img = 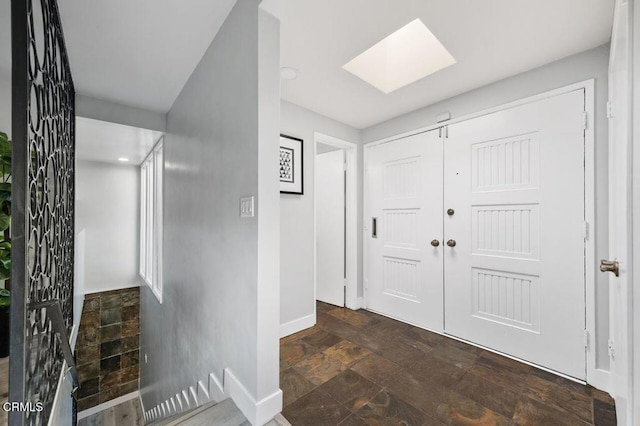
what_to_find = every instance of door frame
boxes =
[314,132,359,310]
[633,0,640,420]
[364,80,603,389]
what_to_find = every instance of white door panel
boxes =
[365,130,444,331]
[444,90,586,379]
[316,149,345,307]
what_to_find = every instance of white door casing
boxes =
[316,149,346,307]
[443,90,587,379]
[365,129,444,331]
[607,0,634,422]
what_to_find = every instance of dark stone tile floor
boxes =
[280,302,617,426]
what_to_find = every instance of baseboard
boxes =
[279,313,315,338]
[588,368,611,394]
[78,391,140,420]
[209,373,225,402]
[224,369,282,426]
[356,297,365,310]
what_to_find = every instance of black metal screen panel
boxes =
[10,0,76,424]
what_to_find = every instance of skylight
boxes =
[342,19,456,94]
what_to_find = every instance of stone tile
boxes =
[356,389,428,426]
[100,308,122,326]
[120,365,139,383]
[523,372,593,423]
[530,367,592,398]
[338,414,367,426]
[122,305,139,322]
[513,397,590,426]
[317,313,362,341]
[468,352,531,394]
[591,388,615,404]
[593,399,616,426]
[77,327,100,347]
[323,341,371,367]
[100,371,121,391]
[301,329,344,351]
[411,354,467,388]
[282,388,351,426]
[293,352,346,386]
[385,369,452,416]
[77,395,99,411]
[316,301,337,313]
[350,353,403,386]
[327,308,374,328]
[375,340,425,368]
[77,377,99,399]
[101,294,123,310]
[80,311,100,330]
[281,326,321,345]
[280,340,318,370]
[318,370,381,412]
[100,355,121,374]
[100,340,122,358]
[454,372,519,419]
[122,350,140,368]
[397,327,443,354]
[121,320,139,337]
[76,345,99,368]
[122,335,139,352]
[429,343,479,370]
[280,368,316,408]
[439,338,484,355]
[83,298,100,313]
[121,290,140,307]
[100,324,122,343]
[78,361,100,382]
[120,379,138,395]
[99,386,120,404]
[436,391,511,426]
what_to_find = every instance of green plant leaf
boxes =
[0,132,7,143]
[0,140,11,158]
[0,265,9,282]
[0,212,10,232]
[0,183,11,193]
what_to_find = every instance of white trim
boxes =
[356,297,365,310]
[366,80,597,148]
[279,313,316,338]
[209,372,226,402]
[633,0,640,422]
[313,132,359,311]
[364,80,605,390]
[224,369,283,426]
[77,391,140,420]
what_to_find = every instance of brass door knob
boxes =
[430,239,440,247]
[446,239,457,247]
[600,259,619,277]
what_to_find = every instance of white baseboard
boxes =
[224,369,282,426]
[588,368,611,394]
[356,297,365,310]
[78,391,140,420]
[279,313,315,338]
[209,372,225,402]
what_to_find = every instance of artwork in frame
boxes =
[280,134,304,194]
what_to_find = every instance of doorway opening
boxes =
[314,133,358,310]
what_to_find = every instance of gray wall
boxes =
[362,44,611,371]
[140,0,281,421]
[0,70,10,138]
[76,160,140,294]
[280,101,361,328]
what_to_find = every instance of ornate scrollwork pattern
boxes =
[24,0,75,423]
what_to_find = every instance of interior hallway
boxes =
[280,302,616,425]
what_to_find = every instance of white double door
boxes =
[365,90,587,379]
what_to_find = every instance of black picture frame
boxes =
[280,134,304,194]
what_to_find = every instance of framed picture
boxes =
[280,134,303,194]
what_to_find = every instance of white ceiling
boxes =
[76,117,163,165]
[57,0,236,114]
[262,0,615,129]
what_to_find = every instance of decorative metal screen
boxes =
[10,0,76,424]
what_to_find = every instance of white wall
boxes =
[0,70,10,138]
[140,1,282,424]
[363,44,611,371]
[280,101,360,331]
[76,160,139,294]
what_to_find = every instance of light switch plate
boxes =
[240,196,254,217]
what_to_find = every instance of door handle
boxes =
[600,259,619,277]
[446,239,456,247]
[430,239,440,247]
[372,217,377,238]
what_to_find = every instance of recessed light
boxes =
[280,67,299,80]
[343,19,456,94]
[118,157,129,162]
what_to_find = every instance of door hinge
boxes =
[582,111,588,130]
[608,339,615,359]
[583,221,589,240]
[584,329,590,349]
[606,101,613,119]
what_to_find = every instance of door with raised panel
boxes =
[365,129,443,331]
[443,90,586,379]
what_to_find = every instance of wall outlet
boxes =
[240,196,254,217]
